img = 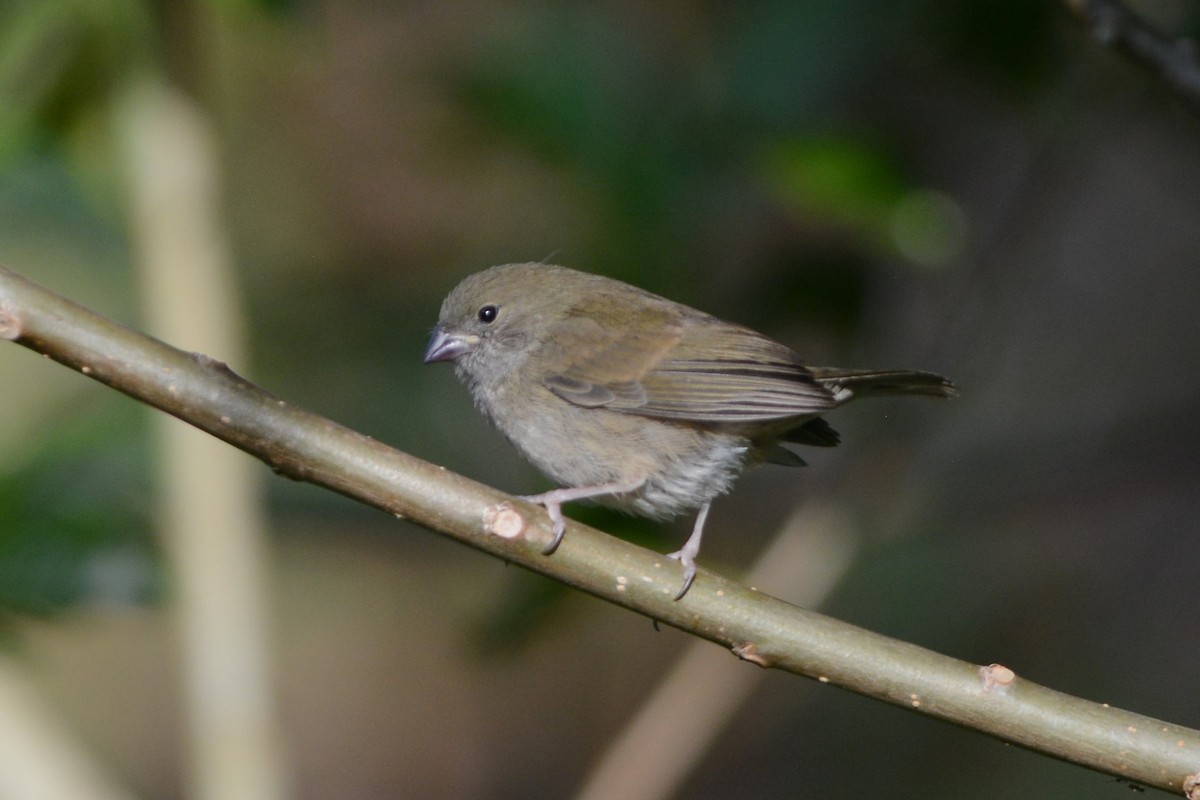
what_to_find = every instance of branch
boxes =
[1,263,1197,796]
[1066,0,1200,110]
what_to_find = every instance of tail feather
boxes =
[809,367,956,400]
[782,417,841,447]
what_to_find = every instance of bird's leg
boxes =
[667,501,711,600]
[521,478,645,554]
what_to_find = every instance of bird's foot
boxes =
[666,501,711,600]
[666,548,697,600]
[520,478,646,555]
[518,491,569,553]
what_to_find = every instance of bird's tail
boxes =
[809,367,956,400]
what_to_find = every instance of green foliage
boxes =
[760,136,906,236]
[918,0,1062,89]
[451,2,1031,306]
[0,0,155,167]
[0,402,159,620]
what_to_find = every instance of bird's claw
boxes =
[542,518,567,554]
[667,549,697,600]
[519,493,567,554]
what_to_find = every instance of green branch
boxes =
[1,263,1197,796]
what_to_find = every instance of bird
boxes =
[424,263,954,598]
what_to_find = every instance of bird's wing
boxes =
[542,308,838,423]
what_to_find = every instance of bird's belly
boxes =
[620,434,748,519]
[487,388,748,519]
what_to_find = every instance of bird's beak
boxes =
[424,327,478,363]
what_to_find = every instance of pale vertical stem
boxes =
[575,504,860,800]
[0,654,139,800]
[117,77,289,800]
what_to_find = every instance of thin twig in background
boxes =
[0,265,1197,796]
[1065,0,1200,111]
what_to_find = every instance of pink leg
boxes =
[667,501,711,600]
[521,478,645,554]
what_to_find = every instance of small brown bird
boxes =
[425,263,954,598]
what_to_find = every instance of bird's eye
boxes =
[477,305,499,324]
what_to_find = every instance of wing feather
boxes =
[542,307,836,423]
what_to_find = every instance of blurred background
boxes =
[0,1,1198,798]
